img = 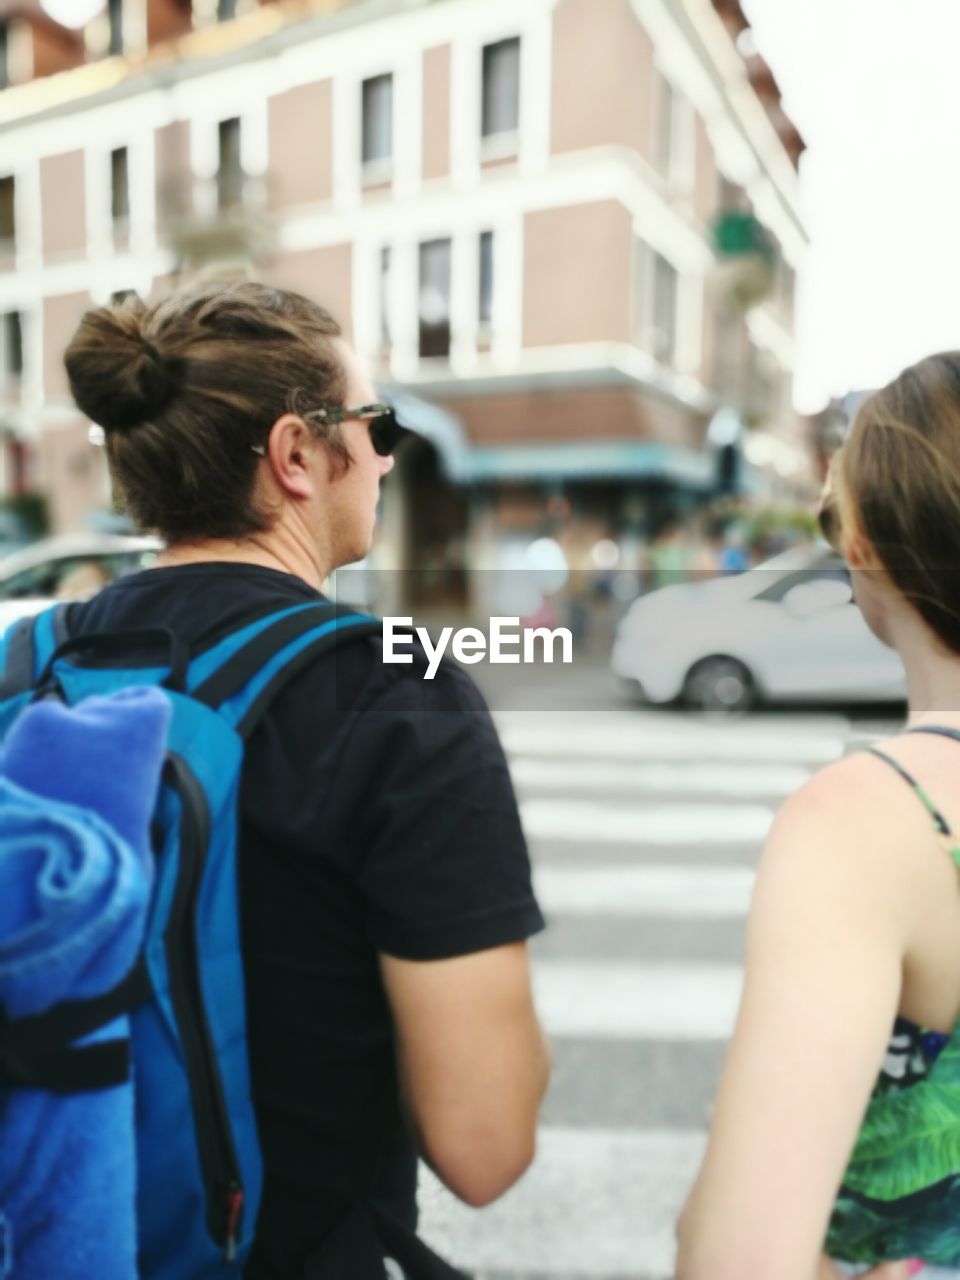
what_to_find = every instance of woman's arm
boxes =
[675,757,918,1280]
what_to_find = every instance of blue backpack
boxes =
[0,599,381,1278]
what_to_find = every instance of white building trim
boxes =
[448,29,480,189]
[449,228,478,371]
[277,149,711,269]
[747,304,796,372]
[13,158,41,276]
[84,143,112,266]
[126,0,149,59]
[386,237,420,381]
[351,231,381,360]
[0,249,174,311]
[491,213,524,366]
[676,268,702,378]
[129,124,157,260]
[520,4,554,175]
[393,50,423,203]
[631,0,806,264]
[402,341,718,415]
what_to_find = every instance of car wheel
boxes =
[683,656,756,714]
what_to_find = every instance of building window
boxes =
[0,176,15,249]
[217,0,238,17]
[1,311,23,385]
[478,231,494,328]
[656,71,676,176]
[650,251,679,367]
[108,0,124,56]
[361,74,393,169]
[481,37,520,139]
[217,117,244,210]
[380,246,392,350]
[419,238,451,359]
[0,23,9,92]
[111,147,130,225]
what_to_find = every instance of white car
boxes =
[611,543,907,712]
[0,532,162,633]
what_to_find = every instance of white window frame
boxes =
[358,206,522,379]
[417,234,453,362]
[4,20,34,87]
[86,0,147,60]
[639,241,681,369]
[450,7,550,188]
[653,61,696,192]
[188,98,268,218]
[85,125,155,264]
[334,52,419,206]
[479,35,521,161]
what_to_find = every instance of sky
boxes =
[741,0,960,412]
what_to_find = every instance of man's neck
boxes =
[153,531,328,591]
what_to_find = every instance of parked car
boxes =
[0,532,162,633]
[611,543,907,712]
[0,510,32,561]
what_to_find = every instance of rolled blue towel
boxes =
[0,688,170,1280]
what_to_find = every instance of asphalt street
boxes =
[418,661,901,1280]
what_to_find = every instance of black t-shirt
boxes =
[68,563,544,1280]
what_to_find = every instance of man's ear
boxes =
[263,414,321,500]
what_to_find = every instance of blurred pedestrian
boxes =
[676,353,960,1280]
[717,525,749,574]
[649,521,692,590]
[58,282,549,1279]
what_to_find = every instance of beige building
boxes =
[0,0,807,595]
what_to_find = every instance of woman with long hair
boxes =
[676,354,960,1280]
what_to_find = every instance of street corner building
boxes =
[0,0,808,613]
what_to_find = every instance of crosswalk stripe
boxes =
[520,798,773,844]
[494,709,853,731]
[500,724,844,763]
[533,864,755,918]
[532,961,743,1040]
[512,758,810,798]
[419,1126,706,1279]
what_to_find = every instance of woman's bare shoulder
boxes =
[759,746,945,934]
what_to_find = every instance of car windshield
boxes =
[0,550,157,600]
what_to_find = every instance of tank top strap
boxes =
[908,725,960,745]
[867,745,960,870]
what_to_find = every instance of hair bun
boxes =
[64,297,180,433]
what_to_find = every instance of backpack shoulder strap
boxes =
[189,602,382,739]
[0,606,71,699]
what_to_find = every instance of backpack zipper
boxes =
[164,752,245,1261]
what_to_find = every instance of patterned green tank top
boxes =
[826,726,960,1268]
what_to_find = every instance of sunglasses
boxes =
[816,478,842,552]
[251,402,407,459]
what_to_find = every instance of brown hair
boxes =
[839,352,960,653]
[64,280,348,543]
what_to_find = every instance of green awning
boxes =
[467,441,716,488]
